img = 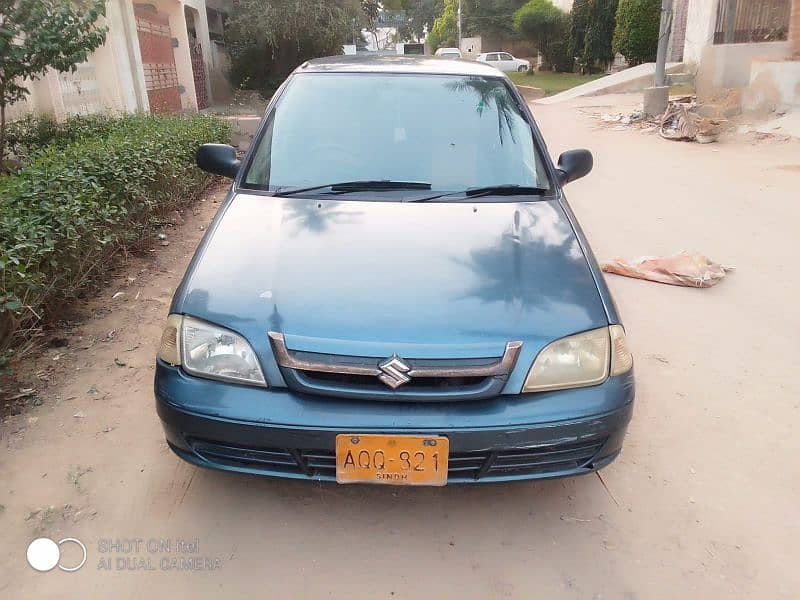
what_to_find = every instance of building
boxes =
[7,0,231,123]
[363,27,398,51]
[673,0,799,107]
[460,36,482,58]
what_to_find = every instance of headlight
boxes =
[523,326,632,392]
[158,315,267,387]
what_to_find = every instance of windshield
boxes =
[242,73,552,195]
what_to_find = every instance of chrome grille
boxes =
[269,332,522,401]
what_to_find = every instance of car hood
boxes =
[175,193,607,364]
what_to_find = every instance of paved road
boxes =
[1,95,798,599]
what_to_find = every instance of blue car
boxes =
[155,55,634,485]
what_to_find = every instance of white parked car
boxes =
[434,47,462,59]
[477,52,530,72]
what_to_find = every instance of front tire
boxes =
[518,65,528,73]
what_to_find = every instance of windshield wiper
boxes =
[407,184,550,203]
[464,184,550,197]
[273,180,431,197]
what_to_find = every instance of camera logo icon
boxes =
[26,537,87,572]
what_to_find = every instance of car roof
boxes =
[297,55,505,78]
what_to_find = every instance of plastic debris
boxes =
[600,111,643,127]
[600,251,733,288]
[660,100,724,143]
[598,96,727,143]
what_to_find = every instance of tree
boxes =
[427,0,458,50]
[389,0,442,42]
[407,0,443,42]
[570,0,618,73]
[361,0,381,49]
[612,0,660,66]
[465,0,528,40]
[225,0,357,92]
[513,0,572,71]
[0,0,107,165]
[426,0,530,50]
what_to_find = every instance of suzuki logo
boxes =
[378,355,411,389]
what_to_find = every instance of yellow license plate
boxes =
[335,434,449,486]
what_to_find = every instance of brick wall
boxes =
[792,0,800,56]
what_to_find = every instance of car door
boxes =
[485,53,499,68]
[497,53,515,72]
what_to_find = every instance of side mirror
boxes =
[196,144,240,179]
[556,149,593,185]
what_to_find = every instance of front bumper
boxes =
[155,361,634,483]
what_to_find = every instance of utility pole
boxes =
[654,0,673,87]
[457,0,462,51]
[644,0,673,116]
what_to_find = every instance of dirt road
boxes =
[2,95,798,599]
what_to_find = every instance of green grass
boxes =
[508,71,606,96]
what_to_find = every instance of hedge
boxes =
[0,113,231,355]
[612,0,660,66]
[4,113,118,166]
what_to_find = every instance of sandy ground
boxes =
[1,94,799,599]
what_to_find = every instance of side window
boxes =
[500,53,513,61]
[486,54,498,62]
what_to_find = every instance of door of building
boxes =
[134,5,182,113]
[190,39,209,110]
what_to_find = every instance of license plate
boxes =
[335,434,449,486]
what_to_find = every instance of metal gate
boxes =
[190,39,209,110]
[135,5,182,113]
[714,0,791,44]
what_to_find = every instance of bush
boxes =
[548,36,574,73]
[5,113,117,166]
[0,113,231,352]
[570,0,619,73]
[427,0,458,51]
[514,0,573,72]
[612,0,660,66]
[224,0,352,96]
